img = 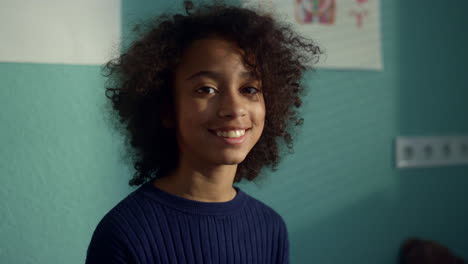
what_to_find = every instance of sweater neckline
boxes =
[138,180,247,216]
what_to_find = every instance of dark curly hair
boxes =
[103,0,321,186]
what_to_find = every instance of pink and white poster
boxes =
[242,0,382,70]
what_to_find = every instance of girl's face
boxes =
[173,37,265,168]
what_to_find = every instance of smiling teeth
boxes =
[216,130,246,138]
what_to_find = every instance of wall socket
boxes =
[395,135,468,168]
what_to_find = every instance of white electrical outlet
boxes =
[395,135,468,168]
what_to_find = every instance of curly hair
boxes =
[103,0,321,186]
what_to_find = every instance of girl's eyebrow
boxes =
[186,70,257,81]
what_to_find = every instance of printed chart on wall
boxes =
[242,0,383,70]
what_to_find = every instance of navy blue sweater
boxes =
[86,181,289,264]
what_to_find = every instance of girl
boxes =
[86,1,320,263]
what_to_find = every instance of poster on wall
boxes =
[0,0,120,65]
[242,0,383,70]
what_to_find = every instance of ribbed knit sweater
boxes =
[86,181,289,264]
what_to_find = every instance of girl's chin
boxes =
[217,158,246,166]
[221,160,244,165]
[210,153,248,165]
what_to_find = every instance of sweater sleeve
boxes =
[85,215,134,264]
[276,217,290,264]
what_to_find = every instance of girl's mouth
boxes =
[209,128,251,145]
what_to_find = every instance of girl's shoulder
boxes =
[243,191,287,225]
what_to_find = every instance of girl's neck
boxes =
[152,163,238,203]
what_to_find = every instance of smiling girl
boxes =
[86,1,320,263]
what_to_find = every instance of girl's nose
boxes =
[217,92,247,119]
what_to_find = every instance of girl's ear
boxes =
[160,105,176,128]
[160,82,177,128]
[161,114,175,128]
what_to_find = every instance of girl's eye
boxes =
[196,86,217,94]
[241,86,260,95]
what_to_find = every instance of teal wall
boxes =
[1,0,467,263]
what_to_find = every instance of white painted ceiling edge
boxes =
[0,0,121,65]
